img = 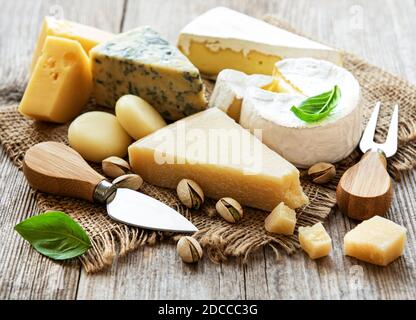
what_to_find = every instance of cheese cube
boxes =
[90,26,207,121]
[129,108,309,211]
[31,16,114,72]
[19,36,92,123]
[209,69,272,122]
[344,216,407,266]
[264,202,297,235]
[299,223,332,259]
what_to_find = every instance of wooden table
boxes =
[1,0,415,300]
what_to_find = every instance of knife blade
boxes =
[22,142,198,233]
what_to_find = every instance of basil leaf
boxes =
[290,85,341,122]
[14,211,91,260]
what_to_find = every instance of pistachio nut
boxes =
[308,162,336,184]
[176,179,204,209]
[113,174,143,190]
[177,236,203,263]
[215,197,243,223]
[102,156,131,178]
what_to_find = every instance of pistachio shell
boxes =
[102,156,131,178]
[308,162,336,184]
[177,236,203,263]
[215,197,243,223]
[176,179,204,209]
[113,174,143,190]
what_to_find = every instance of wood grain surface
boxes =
[0,0,415,300]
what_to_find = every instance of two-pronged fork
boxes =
[336,102,399,220]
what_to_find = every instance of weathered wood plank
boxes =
[0,0,125,299]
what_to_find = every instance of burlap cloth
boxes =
[1,16,415,273]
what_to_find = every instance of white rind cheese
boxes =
[209,69,272,121]
[178,7,343,77]
[240,58,362,167]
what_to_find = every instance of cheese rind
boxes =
[299,223,332,259]
[178,7,343,77]
[31,16,114,72]
[128,108,308,211]
[90,26,207,121]
[209,69,272,122]
[344,216,407,266]
[264,202,297,235]
[240,58,362,167]
[19,36,92,123]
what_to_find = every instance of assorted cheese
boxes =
[31,16,114,73]
[178,7,343,78]
[115,95,167,140]
[19,36,92,123]
[128,108,309,211]
[344,216,407,266]
[264,202,297,235]
[239,58,362,167]
[90,26,207,121]
[68,111,132,162]
[299,223,332,259]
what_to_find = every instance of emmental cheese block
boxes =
[240,58,362,167]
[209,69,272,122]
[19,36,92,123]
[31,16,114,72]
[344,216,407,266]
[90,26,207,121]
[129,108,308,211]
[177,7,343,78]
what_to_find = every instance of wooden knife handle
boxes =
[23,142,106,202]
[336,150,393,220]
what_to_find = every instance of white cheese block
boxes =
[178,7,343,77]
[240,58,362,168]
[208,69,272,121]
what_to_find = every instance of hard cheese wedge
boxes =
[129,108,308,211]
[19,36,92,123]
[178,7,342,78]
[31,16,114,72]
[90,26,207,121]
[344,216,407,266]
[299,223,332,259]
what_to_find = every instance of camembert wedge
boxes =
[178,7,342,78]
[129,108,308,211]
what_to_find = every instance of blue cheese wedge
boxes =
[90,26,207,121]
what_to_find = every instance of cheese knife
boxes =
[336,102,398,220]
[22,141,198,233]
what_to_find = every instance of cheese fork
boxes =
[336,102,398,220]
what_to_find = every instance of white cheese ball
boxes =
[115,95,167,140]
[68,111,132,163]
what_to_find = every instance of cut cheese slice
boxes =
[90,26,207,121]
[31,16,114,72]
[240,58,362,167]
[209,69,273,122]
[129,108,308,211]
[19,36,92,123]
[178,7,343,78]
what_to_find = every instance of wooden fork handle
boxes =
[22,142,106,202]
[336,150,393,220]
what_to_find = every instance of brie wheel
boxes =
[240,58,362,168]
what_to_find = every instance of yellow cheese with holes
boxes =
[129,108,308,211]
[299,223,332,259]
[344,216,407,266]
[178,7,342,78]
[264,202,297,235]
[31,16,114,72]
[19,36,92,123]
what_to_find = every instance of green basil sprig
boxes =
[290,85,341,123]
[15,211,91,260]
